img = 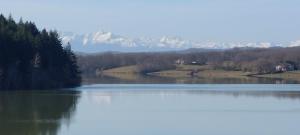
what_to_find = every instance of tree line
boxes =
[0,14,81,90]
[77,52,176,75]
[78,47,300,75]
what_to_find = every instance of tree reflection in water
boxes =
[82,75,300,84]
[0,90,80,135]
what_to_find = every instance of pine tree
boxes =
[0,14,81,90]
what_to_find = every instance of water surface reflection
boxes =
[1,85,300,135]
[0,90,80,135]
[83,75,300,84]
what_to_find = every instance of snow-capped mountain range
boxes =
[60,31,300,53]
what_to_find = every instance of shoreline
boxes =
[98,65,300,82]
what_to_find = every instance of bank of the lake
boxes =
[252,71,300,81]
[98,65,300,83]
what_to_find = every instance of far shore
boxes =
[98,65,300,82]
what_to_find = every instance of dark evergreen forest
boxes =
[0,15,81,90]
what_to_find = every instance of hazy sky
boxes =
[1,0,300,42]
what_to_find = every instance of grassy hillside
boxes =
[150,65,249,79]
[99,64,300,82]
[102,65,139,74]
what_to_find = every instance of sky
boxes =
[1,0,300,42]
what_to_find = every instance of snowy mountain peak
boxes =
[92,31,113,43]
[159,36,187,48]
[60,31,300,53]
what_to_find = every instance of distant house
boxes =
[275,63,295,72]
[175,59,185,65]
[190,60,206,65]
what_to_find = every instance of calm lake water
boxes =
[83,75,300,84]
[1,84,300,135]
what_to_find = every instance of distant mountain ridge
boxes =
[60,31,300,53]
